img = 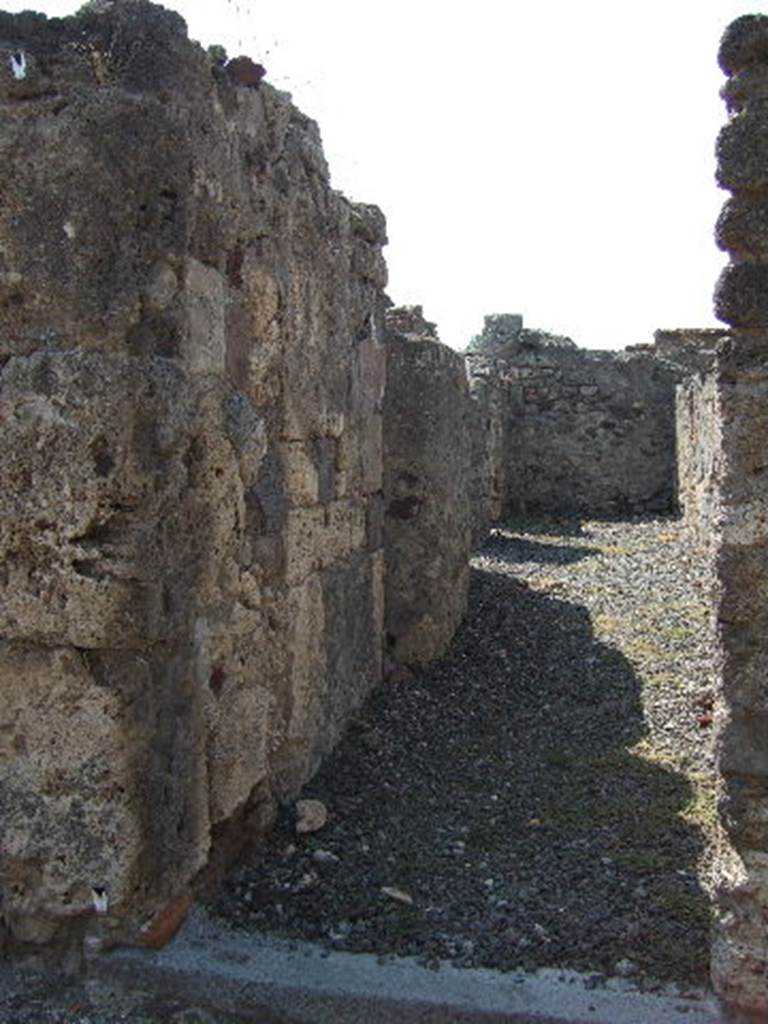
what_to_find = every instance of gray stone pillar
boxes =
[383,307,471,667]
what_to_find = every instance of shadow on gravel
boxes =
[210,532,712,987]
[482,532,600,566]
[498,514,593,539]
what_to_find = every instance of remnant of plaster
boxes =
[9,51,26,80]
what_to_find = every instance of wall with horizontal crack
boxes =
[0,0,390,951]
[383,306,471,668]
[708,14,768,1018]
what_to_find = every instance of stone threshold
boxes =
[88,907,726,1024]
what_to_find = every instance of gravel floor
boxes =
[0,515,722,1021]
[210,515,722,991]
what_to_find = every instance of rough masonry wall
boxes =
[709,16,768,1015]
[383,307,471,665]
[0,0,387,950]
[468,344,683,517]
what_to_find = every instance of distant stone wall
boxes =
[0,0,387,951]
[383,307,471,665]
[467,344,683,517]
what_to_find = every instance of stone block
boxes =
[716,196,768,259]
[719,774,768,849]
[283,500,366,585]
[0,643,141,940]
[719,13,768,75]
[0,352,195,648]
[719,708,768,777]
[715,262,768,329]
[279,442,319,506]
[182,258,227,375]
[269,575,327,797]
[205,675,273,825]
[717,107,768,193]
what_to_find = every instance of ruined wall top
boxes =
[465,312,722,382]
[384,304,439,343]
[1,0,209,101]
[466,313,577,356]
[651,328,724,375]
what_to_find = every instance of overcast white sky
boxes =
[5,1,766,349]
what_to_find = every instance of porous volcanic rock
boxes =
[0,0,387,950]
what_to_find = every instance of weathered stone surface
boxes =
[711,39,768,1015]
[715,262,768,328]
[383,307,471,666]
[719,14,768,76]
[0,0,387,949]
[716,106,768,194]
[716,196,768,260]
[0,353,199,648]
[0,644,141,944]
[707,333,768,1014]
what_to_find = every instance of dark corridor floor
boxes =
[210,515,721,990]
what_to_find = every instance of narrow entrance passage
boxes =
[211,516,719,988]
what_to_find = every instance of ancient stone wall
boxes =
[708,15,768,1016]
[382,306,471,666]
[0,0,387,950]
[467,337,683,517]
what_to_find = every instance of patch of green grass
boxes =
[466,816,525,851]
[666,601,709,623]
[680,772,719,829]
[528,576,565,592]
[568,560,600,573]
[655,889,715,927]
[613,848,680,872]
[644,671,683,690]
[664,625,694,641]
[592,613,624,636]
[543,749,580,770]
[623,637,666,663]
[599,544,634,556]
